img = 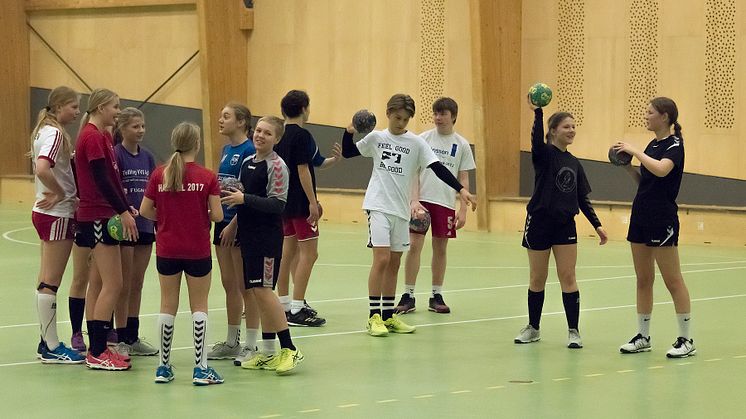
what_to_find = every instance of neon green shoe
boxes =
[367,314,388,337]
[241,352,280,370]
[384,314,416,333]
[275,348,304,375]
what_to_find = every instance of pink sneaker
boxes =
[71,331,87,352]
[85,348,130,371]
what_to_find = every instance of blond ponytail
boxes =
[163,122,201,192]
[29,86,78,159]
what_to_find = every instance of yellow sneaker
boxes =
[275,348,304,375]
[384,314,416,333]
[367,313,388,337]
[241,352,280,370]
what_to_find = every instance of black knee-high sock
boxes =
[562,291,580,330]
[126,317,139,344]
[277,329,296,351]
[69,298,85,334]
[369,296,381,318]
[528,289,545,330]
[90,320,109,357]
[381,296,395,320]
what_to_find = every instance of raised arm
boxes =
[341,126,362,158]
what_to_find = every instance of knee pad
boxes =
[37,282,59,293]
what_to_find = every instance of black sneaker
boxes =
[303,300,318,316]
[428,293,451,313]
[287,307,326,327]
[395,294,416,314]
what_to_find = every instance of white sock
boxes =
[244,327,258,349]
[227,324,240,347]
[278,295,291,312]
[404,285,416,297]
[37,292,59,349]
[676,313,691,339]
[638,313,651,338]
[157,313,175,367]
[193,312,208,369]
[432,285,443,296]
[262,337,276,355]
[290,299,304,315]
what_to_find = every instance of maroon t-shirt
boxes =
[75,123,126,221]
[144,162,220,259]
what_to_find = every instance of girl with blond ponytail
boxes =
[74,88,137,371]
[31,86,86,364]
[140,122,225,385]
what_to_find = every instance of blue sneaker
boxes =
[192,366,224,386]
[36,339,48,359]
[155,365,175,383]
[40,343,85,364]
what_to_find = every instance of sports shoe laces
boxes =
[433,294,445,305]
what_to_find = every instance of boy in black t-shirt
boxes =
[613,97,695,359]
[515,97,608,349]
[274,90,327,327]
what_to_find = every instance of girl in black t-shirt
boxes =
[613,97,695,358]
[515,97,608,349]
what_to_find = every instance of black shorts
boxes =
[213,221,239,246]
[242,251,281,290]
[627,220,679,247]
[521,212,577,251]
[156,257,212,277]
[75,219,121,248]
[120,231,155,247]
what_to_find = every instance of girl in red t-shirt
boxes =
[75,88,137,371]
[140,122,225,385]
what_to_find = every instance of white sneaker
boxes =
[567,329,583,349]
[620,333,652,353]
[514,325,540,344]
[666,337,696,358]
[130,338,158,356]
[111,342,132,360]
[207,341,241,360]
[233,345,258,366]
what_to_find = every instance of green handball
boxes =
[528,83,552,107]
[107,214,125,241]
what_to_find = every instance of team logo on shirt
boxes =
[230,154,241,166]
[555,167,577,193]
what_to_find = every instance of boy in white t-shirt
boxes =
[397,98,476,314]
[341,94,477,337]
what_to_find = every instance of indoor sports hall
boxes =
[1,1,744,418]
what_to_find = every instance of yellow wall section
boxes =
[246,0,476,141]
[28,5,201,108]
[521,0,746,180]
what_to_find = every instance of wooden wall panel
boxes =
[470,0,522,202]
[0,0,31,175]
[245,0,476,141]
[196,0,249,169]
[28,6,201,109]
[522,0,746,181]
[25,0,195,10]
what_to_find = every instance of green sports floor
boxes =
[1,204,745,418]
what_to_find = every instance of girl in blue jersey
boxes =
[206,103,262,364]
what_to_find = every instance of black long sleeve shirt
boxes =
[526,108,601,229]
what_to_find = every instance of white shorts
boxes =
[366,210,410,252]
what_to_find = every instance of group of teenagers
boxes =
[29,85,694,386]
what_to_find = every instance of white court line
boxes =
[2,292,742,368]
[1,265,745,331]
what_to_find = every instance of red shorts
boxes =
[410,201,456,239]
[32,212,76,241]
[282,217,319,241]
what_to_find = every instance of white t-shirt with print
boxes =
[32,125,77,218]
[356,129,439,220]
[417,129,476,210]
